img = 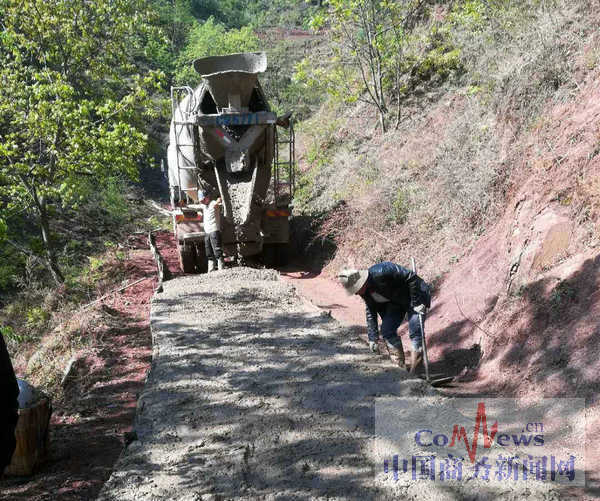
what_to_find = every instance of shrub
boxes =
[293,103,343,214]
[101,177,131,226]
[26,307,51,331]
[263,36,326,119]
[549,280,577,310]
[0,325,24,344]
[390,189,410,225]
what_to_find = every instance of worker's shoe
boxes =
[387,342,406,370]
[217,257,225,271]
[207,260,216,273]
[409,349,423,374]
[368,341,379,354]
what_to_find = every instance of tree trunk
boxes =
[395,83,402,130]
[38,197,64,285]
[148,231,172,292]
[379,110,387,133]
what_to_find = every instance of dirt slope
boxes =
[421,71,600,485]
[290,67,600,492]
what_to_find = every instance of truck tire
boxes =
[194,242,208,274]
[178,244,196,274]
[277,243,289,267]
[262,244,276,268]
[262,243,289,268]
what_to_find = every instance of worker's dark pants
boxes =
[204,231,223,263]
[0,332,18,475]
[0,409,18,474]
[374,304,424,352]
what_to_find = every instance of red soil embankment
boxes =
[284,69,600,492]
[1,230,180,501]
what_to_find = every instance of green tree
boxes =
[243,0,320,28]
[190,0,248,28]
[147,0,196,75]
[0,0,163,284]
[303,0,457,132]
[175,17,260,86]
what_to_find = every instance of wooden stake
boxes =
[148,231,172,293]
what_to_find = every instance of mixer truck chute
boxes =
[168,52,294,272]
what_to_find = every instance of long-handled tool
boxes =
[411,258,454,387]
[411,258,430,382]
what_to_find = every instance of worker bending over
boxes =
[338,262,431,372]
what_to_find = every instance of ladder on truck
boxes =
[273,120,295,206]
[170,86,198,206]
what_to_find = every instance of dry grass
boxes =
[24,309,103,394]
[4,245,148,397]
[294,0,600,283]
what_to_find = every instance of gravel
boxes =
[98,268,562,501]
[225,172,253,225]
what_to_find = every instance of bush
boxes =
[244,0,320,29]
[293,104,343,214]
[101,177,131,226]
[26,307,51,331]
[262,35,326,119]
[390,189,410,225]
[0,325,24,344]
[0,246,25,290]
[191,0,248,28]
[549,280,577,310]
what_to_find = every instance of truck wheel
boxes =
[262,244,276,268]
[262,244,289,268]
[194,243,208,274]
[178,244,196,274]
[277,244,289,267]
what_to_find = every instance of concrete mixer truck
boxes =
[167,52,294,272]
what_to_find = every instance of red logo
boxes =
[449,402,498,463]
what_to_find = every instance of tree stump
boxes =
[4,388,51,476]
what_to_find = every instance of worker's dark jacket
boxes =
[0,333,19,473]
[362,262,431,340]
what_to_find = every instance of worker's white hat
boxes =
[338,269,368,295]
